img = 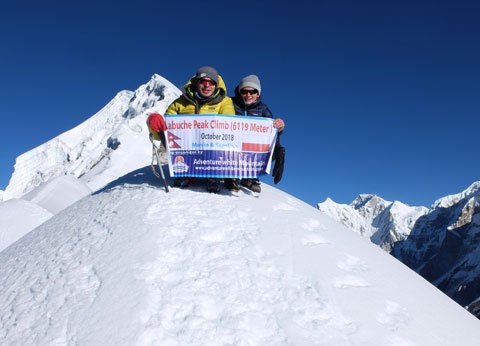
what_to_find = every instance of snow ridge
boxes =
[317,194,427,250]
[3,75,181,201]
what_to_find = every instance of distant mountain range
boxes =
[318,184,480,319]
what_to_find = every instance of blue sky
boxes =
[1,0,479,207]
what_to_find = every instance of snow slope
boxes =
[0,175,92,252]
[1,169,479,345]
[0,198,52,252]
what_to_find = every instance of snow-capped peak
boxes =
[432,181,480,209]
[3,74,181,201]
[318,194,427,251]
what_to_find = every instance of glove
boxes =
[273,118,285,132]
[272,145,285,184]
[147,113,166,132]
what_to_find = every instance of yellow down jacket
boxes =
[165,75,235,115]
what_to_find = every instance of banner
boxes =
[164,114,277,178]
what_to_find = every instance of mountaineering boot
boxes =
[206,178,221,193]
[224,178,239,192]
[240,179,261,193]
[173,177,197,188]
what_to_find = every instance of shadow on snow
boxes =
[92,164,170,195]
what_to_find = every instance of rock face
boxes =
[467,298,480,319]
[392,182,480,311]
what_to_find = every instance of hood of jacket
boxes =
[181,74,229,105]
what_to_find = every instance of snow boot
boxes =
[241,179,261,193]
[206,178,221,193]
[174,177,197,188]
[224,178,240,192]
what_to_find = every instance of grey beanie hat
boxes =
[195,66,219,85]
[238,74,261,95]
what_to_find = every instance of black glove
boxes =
[272,145,285,184]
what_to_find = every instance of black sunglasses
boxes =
[240,89,258,95]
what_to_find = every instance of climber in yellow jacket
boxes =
[147,66,235,192]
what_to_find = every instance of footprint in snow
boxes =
[377,300,411,331]
[272,196,301,211]
[332,275,370,289]
[301,218,328,232]
[300,234,330,246]
[337,254,369,273]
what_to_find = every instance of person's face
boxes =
[240,88,259,105]
[197,78,216,97]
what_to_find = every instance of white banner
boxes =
[164,114,278,178]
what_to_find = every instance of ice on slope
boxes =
[2,91,133,200]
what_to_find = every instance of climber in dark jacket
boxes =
[227,74,286,192]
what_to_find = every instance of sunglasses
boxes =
[198,78,216,87]
[240,89,258,95]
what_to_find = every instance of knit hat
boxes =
[238,74,261,95]
[195,66,219,85]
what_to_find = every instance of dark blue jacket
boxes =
[232,86,285,183]
[232,88,273,118]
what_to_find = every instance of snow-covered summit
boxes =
[1,173,480,345]
[317,197,371,237]
[351,193,389,211]
[3,74,181,201]
[123,73,180,119]
[317,194,427,250]
[432,181,480,209]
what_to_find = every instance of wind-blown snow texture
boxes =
[1,173,480,345]
[1,73,479,345]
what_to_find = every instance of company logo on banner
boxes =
[164,114,277,178]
